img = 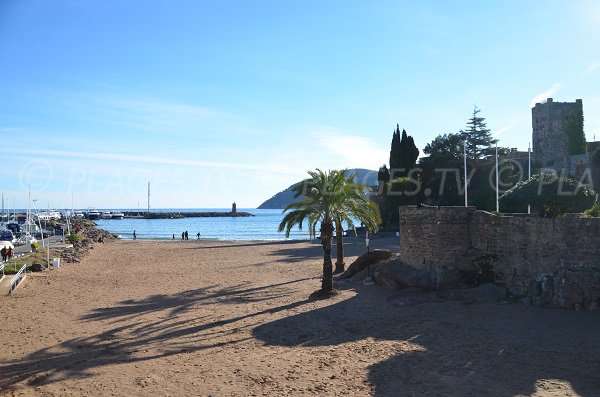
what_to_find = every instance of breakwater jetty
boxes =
[122,211,255,219]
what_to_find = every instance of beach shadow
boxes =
[0,278,316,390]
[252,288,600,396]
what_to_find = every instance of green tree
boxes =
[389,125,402,171]
[500,173,597,217]
[460,106,498,160]
[564,109,586,155]
[389,125,420,177]
[279,169,381,291]
[423,133,464,158]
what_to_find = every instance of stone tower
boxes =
[532,98,583,167]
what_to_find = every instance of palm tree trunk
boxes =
[320,215,334,291]
[334,219,345,274]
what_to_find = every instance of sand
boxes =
[1,238,599,396]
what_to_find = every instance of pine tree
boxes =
[460,106,497,160]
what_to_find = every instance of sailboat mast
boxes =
[147,182,150,213]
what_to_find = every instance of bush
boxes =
[30,242,41,252]
[66,231,82,244]
[500,173,597,217]
[584,203,600,218]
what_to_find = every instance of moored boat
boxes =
[111,211,125,219]
[87,209,101,220]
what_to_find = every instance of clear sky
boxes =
[1,0,599,209]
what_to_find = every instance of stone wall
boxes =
[399,206,474,272]
[399,206,600,302]
[532,98,583,167]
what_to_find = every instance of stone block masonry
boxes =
[399,206,600,308]
[532,98,583,167]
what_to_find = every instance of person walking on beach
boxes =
[184,231,189,240]
[181,232,185,241]
[1,247,6,262]
[133,230,137,240]
[172,234,175,240]
[7,247,13,261]
[196,232,200,240]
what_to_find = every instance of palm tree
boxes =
[279,169,381,292]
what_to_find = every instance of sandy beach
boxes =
[1,238,599,396]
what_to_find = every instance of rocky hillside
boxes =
[258,168,378,209]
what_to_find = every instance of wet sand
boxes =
[1,238,599,396]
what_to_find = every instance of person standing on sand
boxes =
[172,234,175,240]
[196,232,200,240]
[181,232,185,241]
[133,230,136,240]
[185,231,189,240]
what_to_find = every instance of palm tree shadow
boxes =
[0,278,316,391]
[252,288,600,396]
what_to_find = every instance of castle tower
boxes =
[532,98,583,167]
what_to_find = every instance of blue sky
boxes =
[1,0,599,209]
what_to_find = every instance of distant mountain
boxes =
[257,168,379,209]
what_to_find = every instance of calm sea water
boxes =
[93,209,313,241]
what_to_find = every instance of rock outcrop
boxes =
[340,250,392,279]
[526,267,600,310]
[371,255,465,291]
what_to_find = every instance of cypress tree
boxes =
[389,124,402,171]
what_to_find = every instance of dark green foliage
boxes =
[383,176,423,224]
[460,106,498,160]
[382,126,420,225]
[500,173,598,217]
[423,133,464,158]
[564,109,586,155]
[584,203,600,218]
[389,125,402,171]
[377,165,390,183]
[389,125,419,177]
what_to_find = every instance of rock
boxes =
[30,263,44,272]
[340,250,392,279]
[436,283,507,303]
[362,277,375,286]
[372,256,465,291]
[525,267,600,309]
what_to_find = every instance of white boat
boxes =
[87,209,101,220]
[111,211,125,219]
[35,210,62,221]
[101,211,113,219]
[74,211,85,219]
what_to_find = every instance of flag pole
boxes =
[464,143,468,207]
[528,142,531,215]
[495,142,499,212]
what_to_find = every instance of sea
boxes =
[93,208,313,241]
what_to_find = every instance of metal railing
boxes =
[8,264,27,294]
[0,262,4,280]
